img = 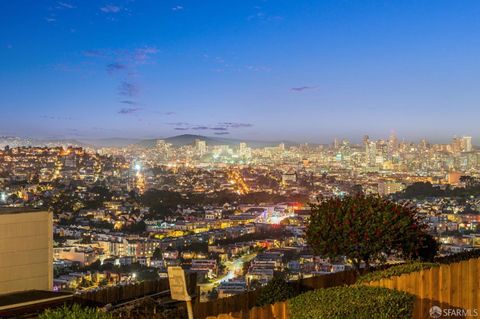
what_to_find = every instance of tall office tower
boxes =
[363,135,370,153]
[333,138,339,150]
[389,131,398,151]
[0,208,53,294]
[367,141,377,166]
[451,137,462,153]
[194,139,207,155]
[278,143,285,151]
[461,136,473,152]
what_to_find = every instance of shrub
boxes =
[288,286,415,319]
[39,304,112,319]
[256,277,296,307]
[356,262,439,284]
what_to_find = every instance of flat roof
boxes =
[0,207,46,215]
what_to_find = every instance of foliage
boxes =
[256,277,296,307]
[415,233,439,262]
[307,195,428,271]
[356,262,439,284]
[398,181,480,199]
[288,286,415,319]
[39,304,112,319]
[434,249,480,264]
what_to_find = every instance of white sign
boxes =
[167,266,190,301]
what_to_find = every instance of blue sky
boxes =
[1,0,480,143]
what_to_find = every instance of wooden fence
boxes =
[203,258,480,319]
[74,272,197,306]
[194,270,358,319]
[364,257,480,319]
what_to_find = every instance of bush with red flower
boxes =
[306,195,436,272]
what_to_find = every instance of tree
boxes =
[413,233,439,262]
[307,195,430,272]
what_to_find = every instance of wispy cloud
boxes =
[41,115,74,120]
[45,17,57,23]
[118,81,139,97]
[83,47,159,65]
[247,6,283,22]
[219,122,253,128]
[120,100,138,105]
[133,46,159,64]
[290,86,318,92]
[210,127,229,131]
[118,107,141,115]
[100,4,121,13]
[57,2,76,9]
[168,122,253,134]
[106,62,127,73]
[245,65,271,72]
[172,5,184,11]
[82,50,106,58]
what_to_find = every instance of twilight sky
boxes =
[1,1,480,143]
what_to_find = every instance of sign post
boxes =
[167,266,194,319]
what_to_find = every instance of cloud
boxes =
[172,5,183,11]
[106,62,127,73]
[40,115,74,120]
[167,122,253,133]
[245,65,271,72]
[219,122,253,128]
[82,50,106,58]
[191,126,209,130]
[118,81,139,97]
[57,2,76,9]
[247,7,283,22]
[120,100,138,105]
[214,132,230,135]
[290,86,318,92]
[210,127,228,131]
[100,4,121,13]
[133,46,159,64]
[118,107,141,114]
[45,17,57,23]
[83,47,159,65]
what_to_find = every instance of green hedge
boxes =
[288,286,414,319]
[39,304,112,319]
[356,262,438,284]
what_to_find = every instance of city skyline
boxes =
[2,1,480,142]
